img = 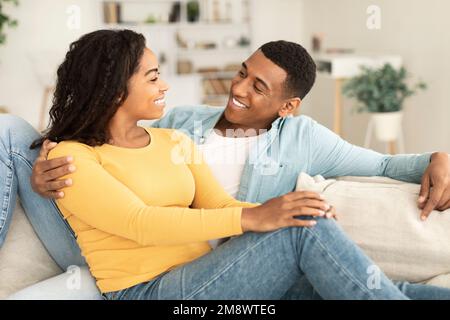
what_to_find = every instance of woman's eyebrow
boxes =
[144,67,159,76]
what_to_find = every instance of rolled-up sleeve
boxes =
[308,119,432,183]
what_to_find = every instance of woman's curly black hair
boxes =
[30,29,146,149]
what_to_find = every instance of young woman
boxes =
[31,29,450,300]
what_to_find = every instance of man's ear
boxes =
[279,98,301,117]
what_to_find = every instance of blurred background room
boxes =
[0,0,448,154]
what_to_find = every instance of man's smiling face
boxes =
[224,50,295,130]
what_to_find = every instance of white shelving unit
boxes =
[99,0,253,106]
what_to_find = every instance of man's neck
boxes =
[213,115,275,137]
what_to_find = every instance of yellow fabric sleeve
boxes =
[48,136,256,247]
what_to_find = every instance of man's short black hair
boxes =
[259,40,316,100]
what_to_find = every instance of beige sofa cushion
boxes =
[0,201,62,299]
[296,173,450,286]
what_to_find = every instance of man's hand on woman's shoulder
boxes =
[30,139,76,199]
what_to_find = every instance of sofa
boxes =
[0,201,100,299]
[1,175,449,299]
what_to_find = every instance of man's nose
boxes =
[233,78,248,97]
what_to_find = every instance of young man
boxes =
[1,41,449,299]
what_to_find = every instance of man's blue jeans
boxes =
[102,217,450,300]
[2,114,450,300]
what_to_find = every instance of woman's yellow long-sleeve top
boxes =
[48,128,256,293]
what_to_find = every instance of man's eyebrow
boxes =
[144,67,159,76]
[242,62,270,91]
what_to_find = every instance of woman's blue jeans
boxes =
[2,114,450,300]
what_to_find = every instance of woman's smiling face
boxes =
[119,48,169,121]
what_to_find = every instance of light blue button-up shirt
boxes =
[152,105,432,203]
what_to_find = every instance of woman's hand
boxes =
[241,191,333,232]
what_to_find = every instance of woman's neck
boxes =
[108,116,150,148]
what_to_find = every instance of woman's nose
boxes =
[160,79,170,92]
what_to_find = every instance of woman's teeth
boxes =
[155,98,165,105]
[232,97,248,109]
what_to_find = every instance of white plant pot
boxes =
[371,111,403,142]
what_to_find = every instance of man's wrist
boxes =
[431,152,450,162]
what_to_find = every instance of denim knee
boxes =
[0,114,41,154]
[291,215,343,243]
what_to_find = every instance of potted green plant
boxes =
[342,63,426,142]
[0,0,19,46]
[186,0,200,23]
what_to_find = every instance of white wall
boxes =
[299,0,450,153]
[0,0,306,129]
[250,0,304,49]
[0,0,99,128]
[2,0,447,154]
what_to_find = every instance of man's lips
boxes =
[230,96,249,109]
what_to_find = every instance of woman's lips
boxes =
[154,97,165,106]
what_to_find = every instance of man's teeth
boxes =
[232,97,248,109]
[155,98,165,105]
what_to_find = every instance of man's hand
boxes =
[326,205,338,220]
[30,139,76,199]
[418,152,450,220]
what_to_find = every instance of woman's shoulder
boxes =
[48,140,97,161]
[148,127,194,144]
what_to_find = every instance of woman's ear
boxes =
[278,98,301,117]
[115,92,125,106]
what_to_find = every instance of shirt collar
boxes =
[198,108,286,144]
